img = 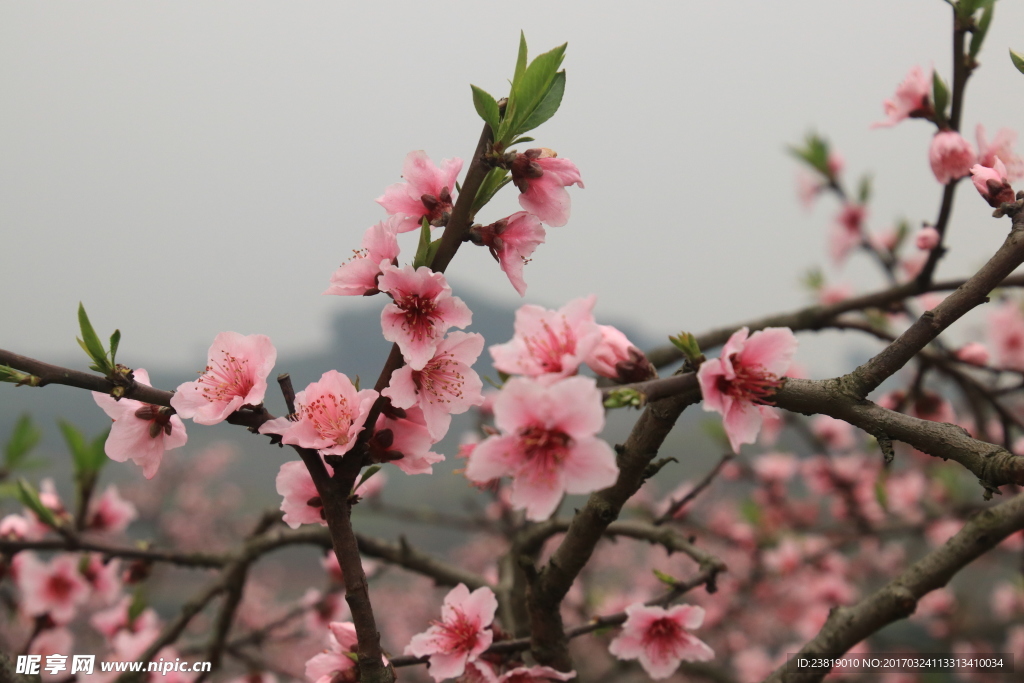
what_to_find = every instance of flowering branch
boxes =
[525,389,699,670]
[846,207,1024,396]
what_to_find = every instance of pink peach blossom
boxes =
[276,460,326,528]
[830,203,867,266]
[405,584,498,682]
[465,376,618,520]
[0,514,30,539]
[795,170,820,210]
[93,369,187,479]
[17,552,90,625]
[511,148,583,227]
[28,627,74,681]
[383,331,485,441]
[586,324,656,383]
[929,131,976,184]
[871,65,932,128]
[976,124,1024,181]
[608,603,714,679]
[811,415,856,452]
[989,300,1024,370]
[86,484,137,535]
[378,265,473,371]
[697,327,798,453]
[490,295,602,382]
[305,622,359,683]
[900,251,928,281]
[81,553,122,606]
[373,407,445,475]
[751,452,798,484]
[915,226,940,250]
[956,342,990,365]
[376,150,463,232]
[818,283,852,305]
[259,370,378,456]
[324,218,402,296]
[171,332,277,425]
[970,159,1016,208]
[471,212,547,296]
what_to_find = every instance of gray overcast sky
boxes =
[3,1,1024,373]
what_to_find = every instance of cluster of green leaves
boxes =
[669,332,704,368]
[471,32,566,151]
[603,388,643,409]
[411,217,442,270]
[77,302,121,377]
[59,420,109,504]
[946,0,996,59]
[1,415,44,482]
[788,132,838,181]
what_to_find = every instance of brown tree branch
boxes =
[762,491,1024,683]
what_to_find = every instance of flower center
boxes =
[432,608,480,653]
[46,573,75,601]
[643,617,685,659]
[517,425,573,479]
[523,320,576,373]
[397,294,441,343]
[198,350,254,403]
[303,394,354,446]
[413,353,464,405]
[716,358,782,405]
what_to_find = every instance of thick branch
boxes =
[526,390,699,671]
[775,378,1024,491]
[762,491,1024,683]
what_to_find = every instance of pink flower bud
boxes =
[970,159,1016,208]
[929,131,976,185]
[956,342,990,366]
[915,226,940,250]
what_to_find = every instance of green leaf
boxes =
[471,85,501,135]
[355,465,382,493]
[77,303,110,372]
[1011,48,1024,75]
[509,136,535,146]
[874,477,889,511]
[739,498,761,525]
[517,70,565,135]
[513,31,528,87]
[932,71,950,119]
[652,569,679,586]
[787,132,831,177]
[801,267,824,292]
[411,217,433,269]
[4,414,41,469]
[857,174,873,205]
[58,420,90,475]
[109,329,121,366]
[128,589,147,623]
[471,167,512,215]
[969,1,994,59]
[89,430,110,473]
[508,44,567,136]
[16,478,59,528]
